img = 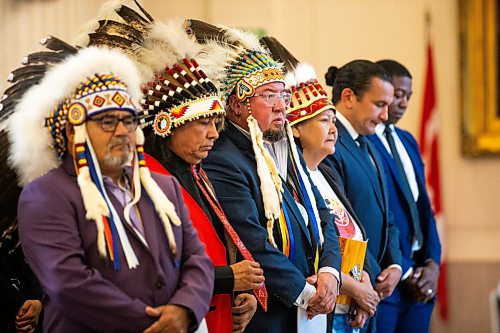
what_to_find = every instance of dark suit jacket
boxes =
[323,121,402,283]
[18,157,214,333]
[368,128,441,275]
[203,122,341,333]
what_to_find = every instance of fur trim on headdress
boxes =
[135,128,181,255]
[291,63,318,87]
[7,47,142,185]
[220,25,265,52]
[247,115,283,248]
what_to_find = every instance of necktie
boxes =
[356,136,377,172]
[384,126,424,248]
[190,165,268,312]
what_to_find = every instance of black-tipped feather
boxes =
[115,5,150,33]
[0,130,22,242]
[184,19,227,44]
[22,51,68,65]
[0,35,75,242]
[87,32,134,50]
[40,35,78,54]
[133,0,154,23]
[260,36,299,73]
[96,20,144,44]
[0,99,18,122]
[8,65,47,83]
[2,77,41,102]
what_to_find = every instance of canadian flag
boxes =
[419,41,448,320]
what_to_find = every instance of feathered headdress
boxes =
[0,36,77,246]
[260,36,334,127]
[185,19,284,104]
[78,1,225,137]
[4,43,181,270]
[185,21,288,248]
[260,36,328,247]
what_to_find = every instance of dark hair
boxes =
[143,126,172,165]
[376,59,412,79]
[325,60,392,104]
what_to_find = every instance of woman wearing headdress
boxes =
[260,36,381,332]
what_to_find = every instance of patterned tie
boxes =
[384,126,424,248]
[190,165,268,312]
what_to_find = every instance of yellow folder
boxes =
[336,236,368,305]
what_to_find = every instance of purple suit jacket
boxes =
[18,157,214,333]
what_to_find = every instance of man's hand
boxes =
[352,271,379,316]
[375,267,401,299]
[232,293,257,333]
[306,272,339,316]
[15,299,42,333]
[231,260,265,291]
[348,305,369,329]
[144,304,191,333]
[407,261,439,302]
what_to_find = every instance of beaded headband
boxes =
[139,57,225,137]
[47,74,136,158]
[183,19,285,104]
[79,3,226,137]
[7,46,181,270]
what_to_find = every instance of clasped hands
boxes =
[305,272,339,319]
[375,266,402,300]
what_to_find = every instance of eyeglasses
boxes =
[88,115,139,132]
[252,92,291,107]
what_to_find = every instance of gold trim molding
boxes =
[460,0,500,156]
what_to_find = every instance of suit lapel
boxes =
[337,123,385,209]
[397,129,425,181]
[396,129,429,202]
[225,122,313,248]
[137,190,161,262]
[368,140,389,213]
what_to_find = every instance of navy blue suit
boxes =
[369,127,441,333]
[323,121,402,283]
[203,122,341,333]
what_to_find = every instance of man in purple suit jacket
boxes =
[8,46,213,333]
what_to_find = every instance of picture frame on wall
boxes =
[460,0,500,156]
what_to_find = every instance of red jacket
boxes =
[145,153,232,333]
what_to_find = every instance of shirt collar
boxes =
[230,120,252,141]
[102,170,130,192]
[336,111,360,140]
[375,123,395,137]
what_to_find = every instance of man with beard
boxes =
[8,46,213,333]
[368,60,441,333]
[188,21,341,333]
